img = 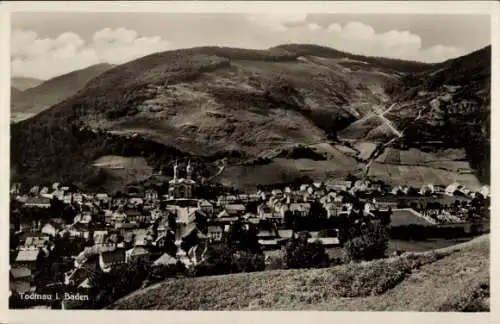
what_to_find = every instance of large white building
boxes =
[168,161,196,200]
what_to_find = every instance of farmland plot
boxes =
[368,162,481,189]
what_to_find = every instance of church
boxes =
[167,160,197,200]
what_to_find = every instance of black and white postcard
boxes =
[1,1,498,323]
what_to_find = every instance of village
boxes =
[9,161,491,309]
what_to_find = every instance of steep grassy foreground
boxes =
[110,235,489,311]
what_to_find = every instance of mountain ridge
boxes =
[10,44,490,191]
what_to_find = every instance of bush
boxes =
[148,262,186,282]
[195,245,266,276]
[344,222,389,261]
[232,251,266,273]
[285,237,330,269]
[266,253,287,270]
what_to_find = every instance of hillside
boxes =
[11,86,23,100]
[340,45,491,186]
[110,234,489,311]
[11,76,43,91]
[11,63,114,122]
[11,45,433,190]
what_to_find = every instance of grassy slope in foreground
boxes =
[110,235,489,311]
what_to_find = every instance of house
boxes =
[324,201,345,218]
[41,222,62,237]
[72,193,84,204]
[198,199,214,215]
[129,197,144,206]
[373,198,398,211]
[480,185,490,198]
[115,222,139,232]
[153,253,178,267]
[74,212,92,224]
[145,189,159,201]
[207,224,224,242]
[288,203,311,217]
[153,230,175,249]
[74,244,116,269]
[174,223,207,246]
[308,236,340,247]
[99,248,126,272]
[180,207,206,224]
[326,179,352,190]
[93,231,108,245]
[125,209,149,223]
[125,246,151,264]
[313,181,323,189]
[224,204,246,217]
[64,267,91,286]
[66,223,90,239]
[95,193,109,203]
[11,183,22,195]
[15,248,42,271]
[24,197,51,209]
[257,228,282,249]
[271,189,283,196]
[24,236,50,249]
[187,244,208,266]
[445,182,462,196]
[257,203,275,219]
[133,229,153,246]
[277,229,294,241]
[10,267,33,294]
[29,185,40,195]
[112,210,128,223]
[150,208,164,221]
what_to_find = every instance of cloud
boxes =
[245,16,466,63]
[246,14,309,32]
[11,28,170,79]
[12,18,469,79]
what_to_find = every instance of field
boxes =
[216,152,361,190]
[110,235,489,311]
[368,162,481,189]
[92,155,154,191]
[375,147,469,171]
[390,209,434,226]
[354,141,378,160]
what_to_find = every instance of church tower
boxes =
[173,160,179,181]
[186,160,193,180]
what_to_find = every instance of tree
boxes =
[284,235,329,269]
[224,218,261,254]
[231,251,265,273]
[344,221,389,261]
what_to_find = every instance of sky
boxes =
[11,12,491,80]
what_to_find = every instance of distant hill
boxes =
[11,76,43,91]
[11,63,114,122]
[10,44,489,191]
[109,235,489,311]
[11,45,428,189]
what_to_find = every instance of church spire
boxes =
[173,159,179,181]
[186,159,193,180]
